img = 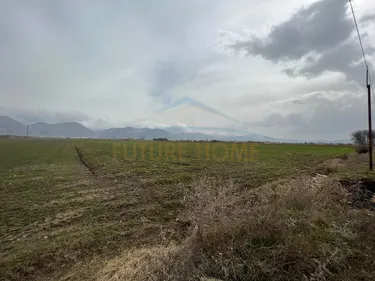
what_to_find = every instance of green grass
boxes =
[75,140,354,185]
[0,138,365,281]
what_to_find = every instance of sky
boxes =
[0,0,375,140]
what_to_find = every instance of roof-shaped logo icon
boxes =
[134,97,252,136]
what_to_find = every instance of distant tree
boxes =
[351,130,375,146]
[153,137,168,141]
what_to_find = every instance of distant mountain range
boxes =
[0,116,351,144]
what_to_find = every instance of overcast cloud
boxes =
[0,0,374,140]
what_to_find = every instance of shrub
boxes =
[97,176,375,281]
[153,138,169,141]
[356,145,369,154]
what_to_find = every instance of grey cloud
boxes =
[149,62,185,102]
[360,13,375,23]
[255,91,368,140]
[0,0,228,111]
[0,107,90,125]
[284,42,375,86]
[2,0,373,141]
[233,0,351,61]
[232,0,375,85]
[148,55,220,104]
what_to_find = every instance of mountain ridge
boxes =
[0,116,351,143]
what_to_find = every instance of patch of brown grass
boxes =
[95,176,375,281]
[316,158,346,175]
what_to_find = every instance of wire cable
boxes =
[348,0,375,102]
[349,0,369,70]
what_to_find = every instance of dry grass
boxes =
[1,139,372,281]
[96,176,375,281]
[316,158,346,175]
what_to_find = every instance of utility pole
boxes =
[367,68,373,170]
[350,0,373,170]
[26,125,29,138]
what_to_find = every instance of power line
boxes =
[349,0,375,99]
[349,0,369,70]
[349,0,374,94]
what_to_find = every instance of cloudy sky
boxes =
[0,0,375,140]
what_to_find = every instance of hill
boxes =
[0,116,27,136]
[28,122,94,138]
[0,116,351,143]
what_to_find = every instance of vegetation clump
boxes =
[97,176,375,281]
[351,129,374,154]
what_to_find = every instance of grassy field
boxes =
[1,138,375,281]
